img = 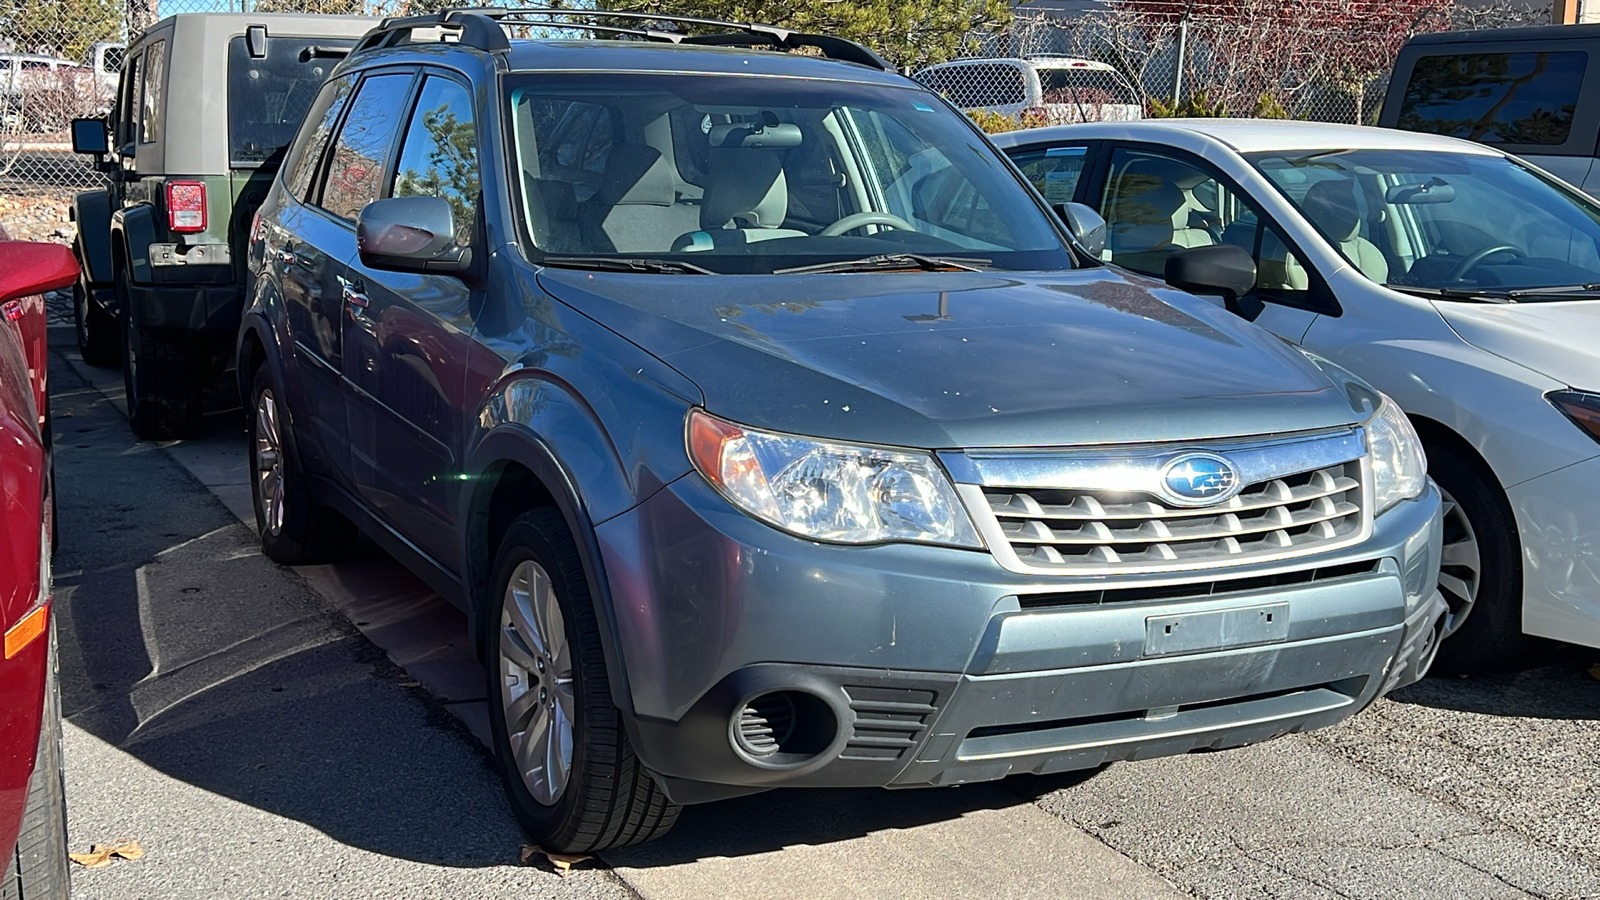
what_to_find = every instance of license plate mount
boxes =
[1144,602,1291,657]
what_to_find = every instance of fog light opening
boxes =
[733,691,837,766]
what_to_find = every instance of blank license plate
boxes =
[1144,603,1290,657]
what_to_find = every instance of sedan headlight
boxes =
[1547,390,1600,444]
[1366,394,1428,515]
[687,410,982,548]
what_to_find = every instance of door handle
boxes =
[338,276,369,317]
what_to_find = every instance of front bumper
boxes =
[596,476,1443,803]
[1509,453,1600,650]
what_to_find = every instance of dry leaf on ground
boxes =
[520,844,591,876]
[69,839,144,868]
[1588,663,1600,681]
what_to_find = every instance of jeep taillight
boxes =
[166,181,206,233]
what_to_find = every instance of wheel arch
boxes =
[465,427,638,721]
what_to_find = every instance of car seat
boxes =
[674,126,807,251]
[578,144,699,253]
[1300,179,1388,283]
[1107,162,1215,273]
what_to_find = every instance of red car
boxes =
[0,236,78,898]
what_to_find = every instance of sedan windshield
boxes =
[506,73,1074,274]
[1247,148,1600,299]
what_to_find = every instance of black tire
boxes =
[485,509,679,853]
[120,280,204,441]
[1,633,69,900]
[1428,443,1540,675]
[72,274,119,368]
[248,363,355,566]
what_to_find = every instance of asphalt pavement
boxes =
[48,333,1600,900]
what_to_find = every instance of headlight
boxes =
[1548,390,1600,445]
[687,410,982,548]
[1366,394,1428,515]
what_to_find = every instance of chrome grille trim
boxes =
[951,429,1371,576]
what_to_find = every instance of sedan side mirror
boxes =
[357,196,472,275]
[1164,244,1264,321]
[1054,202,1106,259]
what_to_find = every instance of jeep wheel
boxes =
[486,509,679,853]
[121,298,203,440]
[249,364,355,565]
[2,632,69,900]
[73,279,119,367]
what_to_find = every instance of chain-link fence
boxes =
[931,0,1552,129]
[0,0,1560,196]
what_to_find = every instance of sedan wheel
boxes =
[498,559,576,806]
[1436,483,1481,638]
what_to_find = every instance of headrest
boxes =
[701,148,789,230]
[1302,179,1361,242]
[1113,178,1186,222]
[599,144,676,207]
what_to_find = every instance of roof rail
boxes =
[353,7,890,71]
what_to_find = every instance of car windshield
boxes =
[505,73,1075,274]
[227,35,355,166]
[1248,147,1600,299]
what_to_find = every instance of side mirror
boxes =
[356,196,472,275]
[1054,202,1106,259]
[0,242,80,303]
[71,117,109,155]
[1164,244,1264,321]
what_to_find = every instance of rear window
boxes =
[227,35,355,166]
[1397,51,1586,146]
[1037,67,1138,106]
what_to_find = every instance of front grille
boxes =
[983,461,1364,574]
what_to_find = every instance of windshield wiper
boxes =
[540,255,715,275]
[774,254,989,275]
[1505,283,1600,300]
[1384,284,1514,304]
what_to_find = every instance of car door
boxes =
[342,72,480,574]
[286,68,415,489]
[1084,143,1336,344]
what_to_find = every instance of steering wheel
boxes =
[820,211,916,237]
[1448,244,1524,282]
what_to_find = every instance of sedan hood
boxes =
[1438,300,1600,388]
[538,267,1361,449]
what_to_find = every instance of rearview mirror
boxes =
[71,118,108,155]
[1054,202,1106,259]
[1164,244,1264,321]
[1385,179,1455,204]
[0,242,79,303]
[356,196,471,275]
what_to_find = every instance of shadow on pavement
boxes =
[49,350,533,869]
[1394,649,1598,720]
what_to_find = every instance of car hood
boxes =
[537,266,1361,449]
[1437,300,1600,388]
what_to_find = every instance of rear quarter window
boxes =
[140,40,165,145]
[1397,51,1586,146]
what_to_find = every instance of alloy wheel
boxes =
[499,560,575,806]
[1436,483,1481,638]
[254,388,285,537]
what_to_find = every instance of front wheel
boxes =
[2,632,69,900]
[485,509,678,853]
[1428,444,1539,674]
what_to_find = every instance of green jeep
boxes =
[71,12,375,439]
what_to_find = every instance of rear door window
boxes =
[284,75,355,204]
[228,35,357,166]
[317,72,414,224]
[1397,51,1586,146]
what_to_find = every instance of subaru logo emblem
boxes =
[1160,452,1243,506]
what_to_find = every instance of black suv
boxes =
[242,9,1444,853]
